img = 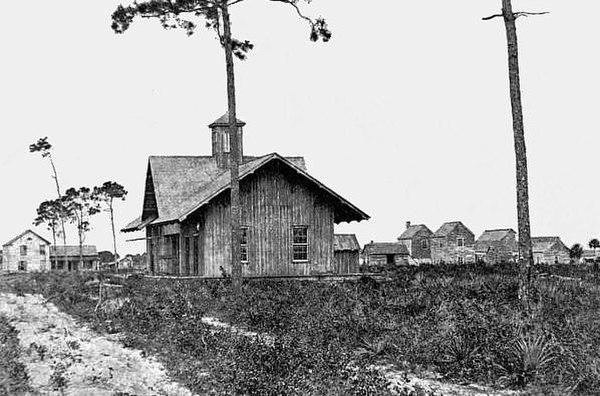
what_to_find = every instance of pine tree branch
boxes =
[483,10,549,21]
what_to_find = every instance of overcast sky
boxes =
[1,1,599,254]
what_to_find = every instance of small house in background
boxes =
[532,237,570,264]
[361,242,411,269]
[582,249,600,264]
[50,245,100,271]
[397,221,433,264]
[475,229,517,264]
[430,221,476,264]
[333,234,360,273]
[122,113,369,277]
[1,230,51,272]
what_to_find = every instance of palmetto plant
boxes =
[442,334,480,364]
[498,333,555,387]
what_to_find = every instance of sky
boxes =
[1,1,599,255]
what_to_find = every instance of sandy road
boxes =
[0,293,196,396]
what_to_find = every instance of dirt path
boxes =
[0,293,196,396]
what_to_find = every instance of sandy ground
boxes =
[0,291,520,396]
[0,293,196,396]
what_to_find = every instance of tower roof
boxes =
[208,111,246,128]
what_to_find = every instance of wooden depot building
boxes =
[122,113,369,277]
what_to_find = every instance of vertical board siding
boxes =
[148,161,337,277]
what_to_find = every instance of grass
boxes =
[0,314,34,395]
[2,263,600,394]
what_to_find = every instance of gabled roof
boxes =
[397,224,433,240]
[3,229,51,247]
[532,236,568,253]
[362,242,409,256]
[334,234,360,251]
[433,221,474,238]
[50,245,99,258]
[123,153,368,231]
[477,229,515,243]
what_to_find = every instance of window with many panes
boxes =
[457,237,465,248]
[18,261,27,271]
[292,226,308,262]
[40,245,46,255]
[20,245,27,256]
[420,239,428,249]
[457,256,464,265]
[240,227,249,263]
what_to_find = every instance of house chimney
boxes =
[209,111,246,169]
[406,221,411,229]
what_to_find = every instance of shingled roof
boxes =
[398,224,433,240]
[477,229,515,243]
[123,153,369,231]
[433,221,474,238]
[334,234,360,251]
[362,242,409,256]
[532,236,568,253]
[50,245,99,258]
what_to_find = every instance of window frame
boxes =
[420,239,428,250]
[292,226,309,262]
[20,245,27,256]
[240,226,249,263]
[457,237,465,248]
[39,245,46,256]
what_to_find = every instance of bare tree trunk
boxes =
[221,2,242,292]
[501,0,534,306]
[49,155,69,269]
[51,224,57,271]
[110,199,119,273]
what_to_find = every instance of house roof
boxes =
[476,229,515,243]
[3,229,51,247]
[50,245,99,258]
[334,234,360,251]
[433,221,473,238]
[531,236,568,253]
[397,224,433,240]
[362,242,409,256]
[123,153,369,232]
[208,111,246,128]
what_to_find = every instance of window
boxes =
[18,261,27,271]
[420,239,428,250]
[223,132,230,153]
[292,226,308,262]
[240,227,249,263]
[457,256,464,265]
[40,245,46,255]
[457,237,465,248]
[20,245,27,256]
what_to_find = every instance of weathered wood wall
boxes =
[430,226,476,264]
[1,231,50,272]
[150,161,336,277]
[334,251,359,274]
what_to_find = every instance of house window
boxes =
[40,245,46,255]
[18,261,27,271]
[240,227,249,263]
[420,239,428,249]
[20,245,27,256]
[223,132,230,153]
[292,226,308,262]
[457,256,464,265]
[457,237,465,248]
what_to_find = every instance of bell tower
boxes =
[209,112,246,169]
